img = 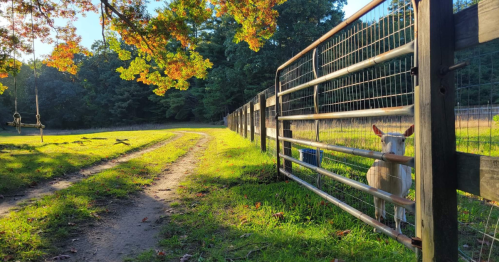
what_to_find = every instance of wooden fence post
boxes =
[244,105,248,139]
[416,0,457,260]
[250,102,254,142]
[237,109,240,134]
[259,93,266,152]
[240,108,243,136]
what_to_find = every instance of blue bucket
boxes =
[299,149,323,166]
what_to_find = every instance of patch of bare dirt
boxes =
[0,134,182,216]
[58,132,209,262]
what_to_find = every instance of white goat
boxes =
[366,124,414,233]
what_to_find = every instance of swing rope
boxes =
[11,0,21,134]
[31,0,43,142]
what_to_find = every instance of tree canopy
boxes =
[0,0,288,94]
[0,0,346,126]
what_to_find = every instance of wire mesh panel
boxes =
[320,0,415,76]
[277,0,417,247]
[453,2,499,259]
[320,56,414,113]
[455,39,499,157]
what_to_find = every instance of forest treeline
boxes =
[0,0,345,129]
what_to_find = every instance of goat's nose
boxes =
[389,151,395,154]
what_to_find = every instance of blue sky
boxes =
[11,0,371,60]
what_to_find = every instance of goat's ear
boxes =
[372,124,384,137]
[404,125,415,137]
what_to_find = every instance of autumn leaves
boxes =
[1,0,288,94]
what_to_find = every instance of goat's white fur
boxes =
[366,124,414,233]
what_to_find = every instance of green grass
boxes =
[0,130,175,193]
[0,132,201,261]
[131,129,415,262]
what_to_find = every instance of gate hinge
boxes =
[411,237,422,249]
[410,67,418,76]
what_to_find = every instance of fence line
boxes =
[227,0,499,260]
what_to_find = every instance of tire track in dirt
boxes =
[0,134,183,216]
[62,132,209,262]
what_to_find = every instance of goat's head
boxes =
[372,124,414,156]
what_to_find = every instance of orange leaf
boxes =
[336,230,351,237]
[272,212,284,219]
[255,202,261,209]
[142,217,148,222]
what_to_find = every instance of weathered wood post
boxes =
[250,101,254,142]
[415,0,457,260]
[236,108,240,136]
[236,109,240,134]
[244,105,248,139]
[259,93,266,152]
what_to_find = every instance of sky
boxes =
[5,0,372,61]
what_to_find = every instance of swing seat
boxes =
[6,122,45,129]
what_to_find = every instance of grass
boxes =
[130,129,415,262]
[0,132,201,261]
[0,130,175,193]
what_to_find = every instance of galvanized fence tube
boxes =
[278,136,415,167]
[312,46,323,189]
[224,0,425,254]
[278,42,415,97]
[275,73,281,179]
[273,0,419,252]
[279,168,416,251]
[279,153,415,212]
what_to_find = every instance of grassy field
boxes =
[1,124,497,261]
[130,129,415,262]
[0,130,175,193]
[0,132,201,261]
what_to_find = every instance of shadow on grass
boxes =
[0,132,176,194]
[0,132,202,261]
[131,168,416,261]
[0,147,90,193]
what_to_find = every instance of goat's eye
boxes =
[381,139,384,143]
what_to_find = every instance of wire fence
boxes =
[453,1,499,259]
[227,0,499,260]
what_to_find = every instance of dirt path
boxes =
[61,132,209,262]
[0,134,182,216]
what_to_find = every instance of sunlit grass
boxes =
[131,129,415,261]
[0,130,175,193]
[0,132,201,261]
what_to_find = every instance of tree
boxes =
[0,0,288,94]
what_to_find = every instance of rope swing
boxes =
[6,0,45,142]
